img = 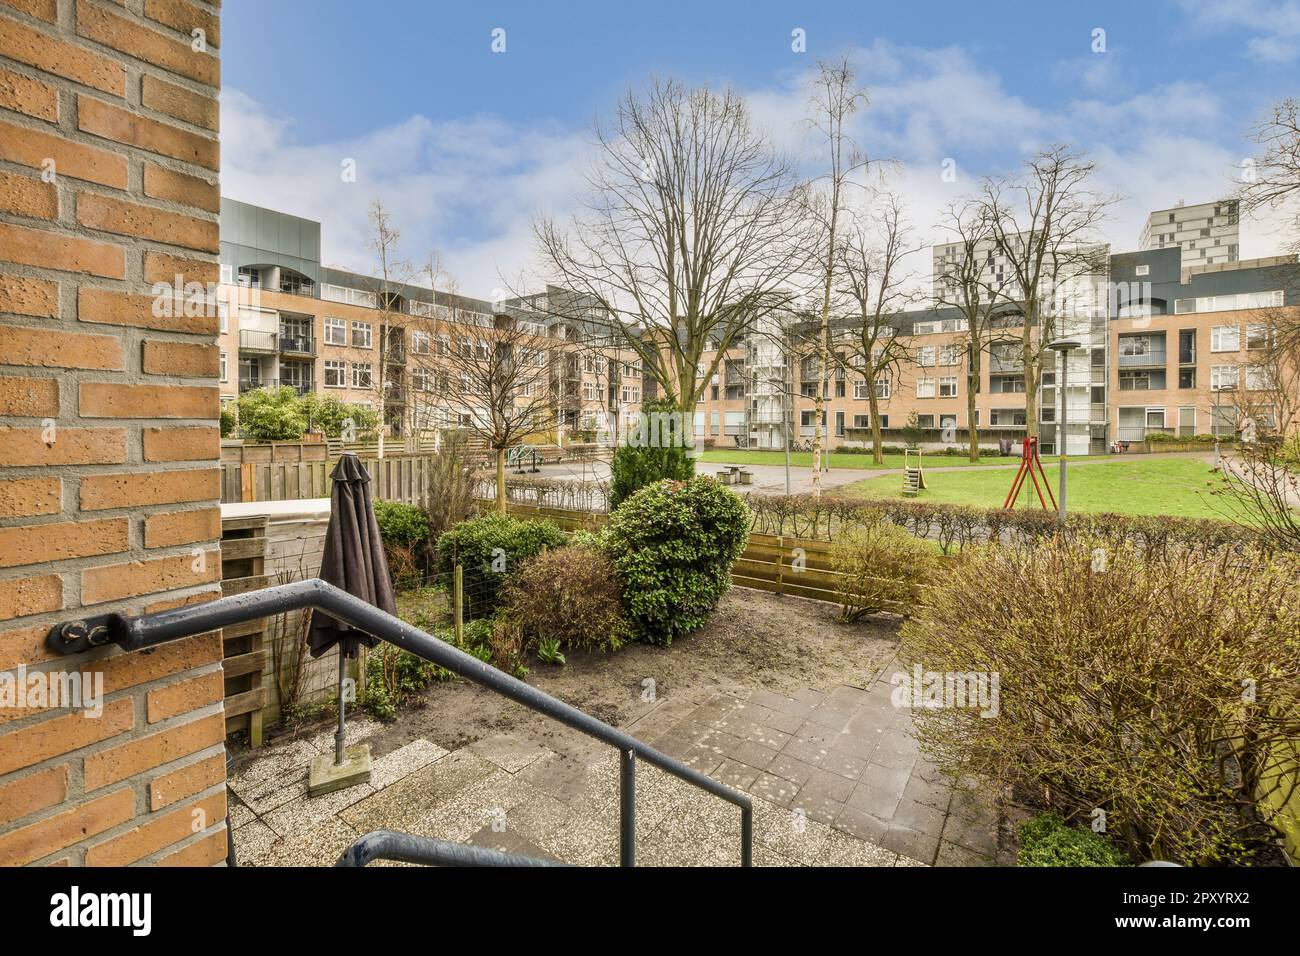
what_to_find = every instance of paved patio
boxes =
[227,659,999,867]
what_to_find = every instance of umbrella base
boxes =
[308,743,372,797]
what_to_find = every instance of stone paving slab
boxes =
[230,663,998,867]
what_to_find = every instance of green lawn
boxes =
[835,456,1226,519]
[698,448,1106,471]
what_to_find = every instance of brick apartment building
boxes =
[0,0,227,866]
[691,245,1300,456]
[217,195,1299,458]
[216,198,645,446]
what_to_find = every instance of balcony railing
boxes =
[238,377,278,393]
[988,355,1024,374]
[284,379,313,396]
[239,329,278,353]
[1116,425,1174,442]
[1117,351,1167,369]
[279,333,316,356]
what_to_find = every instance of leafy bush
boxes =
[374,500,432,590]
[424,430,479,542]
[364,644,448,721]
[830,516,937,621]
[1018,813,1130,867]
[300,392,380,439]
[609,398,695,509]
[236,386,307,441]
[605,477,749,644]
[742,493,1262,559]
[219,405,236,438]
[435,514,565,614]
[902,537,1300,865]
[502,544,629,653]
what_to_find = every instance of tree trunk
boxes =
[495,447,506,514]
[967,347,981,462]
[868,388,883,465]
[1022,321,1039,440]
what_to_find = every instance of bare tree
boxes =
[804,56,870,495]
[932,199,1016,461]
[979,146,1115,439]
[834,194,921,464]
[534,78,811,417]
[405,276,557,513]
[357,200,418,459]
[1239,98,1300,254]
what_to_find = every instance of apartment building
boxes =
[215,200,641,443]
[1140,199,1240,269]
[692,245,1300,455]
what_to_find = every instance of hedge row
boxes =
[742,493,1261,559]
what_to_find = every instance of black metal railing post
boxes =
[619,748,635,867]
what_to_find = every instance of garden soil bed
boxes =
[301,586,900,763]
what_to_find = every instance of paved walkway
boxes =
[227,660,999,867]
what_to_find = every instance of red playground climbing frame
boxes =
[1002,436,1058,511]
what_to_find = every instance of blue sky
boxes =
[220,0,1300,296]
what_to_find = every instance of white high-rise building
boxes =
[1140,199,1239,268]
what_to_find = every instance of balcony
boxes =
[279,333,316,356]
[239,377,279,394]
[1117,350,1167,369]
[988,355,1024,374]
[1117,425,1173,442]
[283,379,313,396]
[385,344,406,365]
[239,329,278,353]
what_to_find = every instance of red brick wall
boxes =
[0,0,225,866]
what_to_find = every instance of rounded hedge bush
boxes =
[435,513,565,614]
[1018,813,1130,867]
[503,544,628,653]
[604,476,750,645]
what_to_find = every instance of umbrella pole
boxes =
[334,649,347,766]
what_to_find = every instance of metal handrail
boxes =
[337,830,567,867]
[47,579,754,867]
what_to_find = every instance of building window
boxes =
[835,411,845,437]
[1245,366,1273,391]
[1119,370,1166,390]
[324,360,346,387]
[437,333,451,356]
[412,368,430,392]
[989,408,1026,427]
[938,345,960,366]
[917,346,936,367]
[219,263,234,285]
[939,376,958,398]
[1210,365,1238,391]
[621,384,641,404]
[852,414,870,428]
[352,362,372,388]
[411,330,431,354]
[351,321,373,349]
[237,265,260,288]
[219,351,227,382]
[1246,324,1272,350]
[990,374,1025,394]
[916,377,935,399]
[323,317,346,346]
[218,302,228,334]
[582,381,598,401]
[1178,367,1196,389]
[1135,264,1149,276]
[876,377,891,400]
[916,414,935,429]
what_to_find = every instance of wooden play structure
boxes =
[1002,436,1057,511]
[902,448,927,497]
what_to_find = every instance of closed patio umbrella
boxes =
[308,452,397,774]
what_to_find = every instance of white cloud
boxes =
[220,36,1290,300]
[1179,0,1300,64]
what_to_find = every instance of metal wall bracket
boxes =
[45,614,129,655]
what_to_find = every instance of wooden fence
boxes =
[222,454,451,505]
[496,501,854,606]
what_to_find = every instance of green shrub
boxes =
[609,398,695,509]
[1018,813,1130,867]
[300,392,380,439]
[364,644,448,721]
[219,405,236,438]
[373,500,431,590]
[902,537,1300,865]
[830,515,937,621]
[236,386,307,441]
[502,544,628,653]
[605,477,750,644]
[435,514,565,614]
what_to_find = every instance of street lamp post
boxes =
[1047,338,1081,527]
